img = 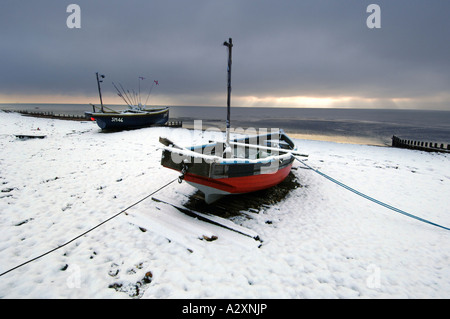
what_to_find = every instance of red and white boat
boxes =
[160,131,302,203]
[159,38,306,203]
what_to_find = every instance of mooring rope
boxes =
[0,178,178,278]
[295,157,450,232]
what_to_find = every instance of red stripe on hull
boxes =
[183,164,293,194]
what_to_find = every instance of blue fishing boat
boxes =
[86,73,169,130]
[86,106,169,130]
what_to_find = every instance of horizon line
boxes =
[1,102,450,112]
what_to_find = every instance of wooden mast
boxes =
[223,38,233,149]
[96,72,105,113]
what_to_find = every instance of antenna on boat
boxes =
[119,83,134,108]
[223,37,233,150]
[144,80,159,108]
[112,82,131,107]
[132,89,138,106]
[96,72,105,112]
[138,76,145,107]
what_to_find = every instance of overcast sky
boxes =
[1,0,450,110]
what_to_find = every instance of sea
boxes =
[1,103,450,146]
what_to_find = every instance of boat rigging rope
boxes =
[0,178,178,278]
[294,157,450,232]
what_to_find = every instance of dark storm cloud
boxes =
[1,0,450,109]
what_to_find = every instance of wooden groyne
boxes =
[13,110,87,121]
[392,135,450,153]
[164,121,183,128]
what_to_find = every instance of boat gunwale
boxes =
[88,107,169,117]
[161,145,294,165]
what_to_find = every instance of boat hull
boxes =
[183,163,293,203]
[85,108,169,130]
[160,131,296,203]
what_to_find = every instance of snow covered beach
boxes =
[0,111,449,299]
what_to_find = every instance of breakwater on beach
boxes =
[392,135,450,153]
[8,109,87,121]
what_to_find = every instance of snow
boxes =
[0,111,449,299]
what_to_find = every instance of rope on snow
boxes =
[294,157,450,232]
[0,178,178,277]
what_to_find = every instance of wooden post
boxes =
[96,72,105,113]
[223,38,233,148]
